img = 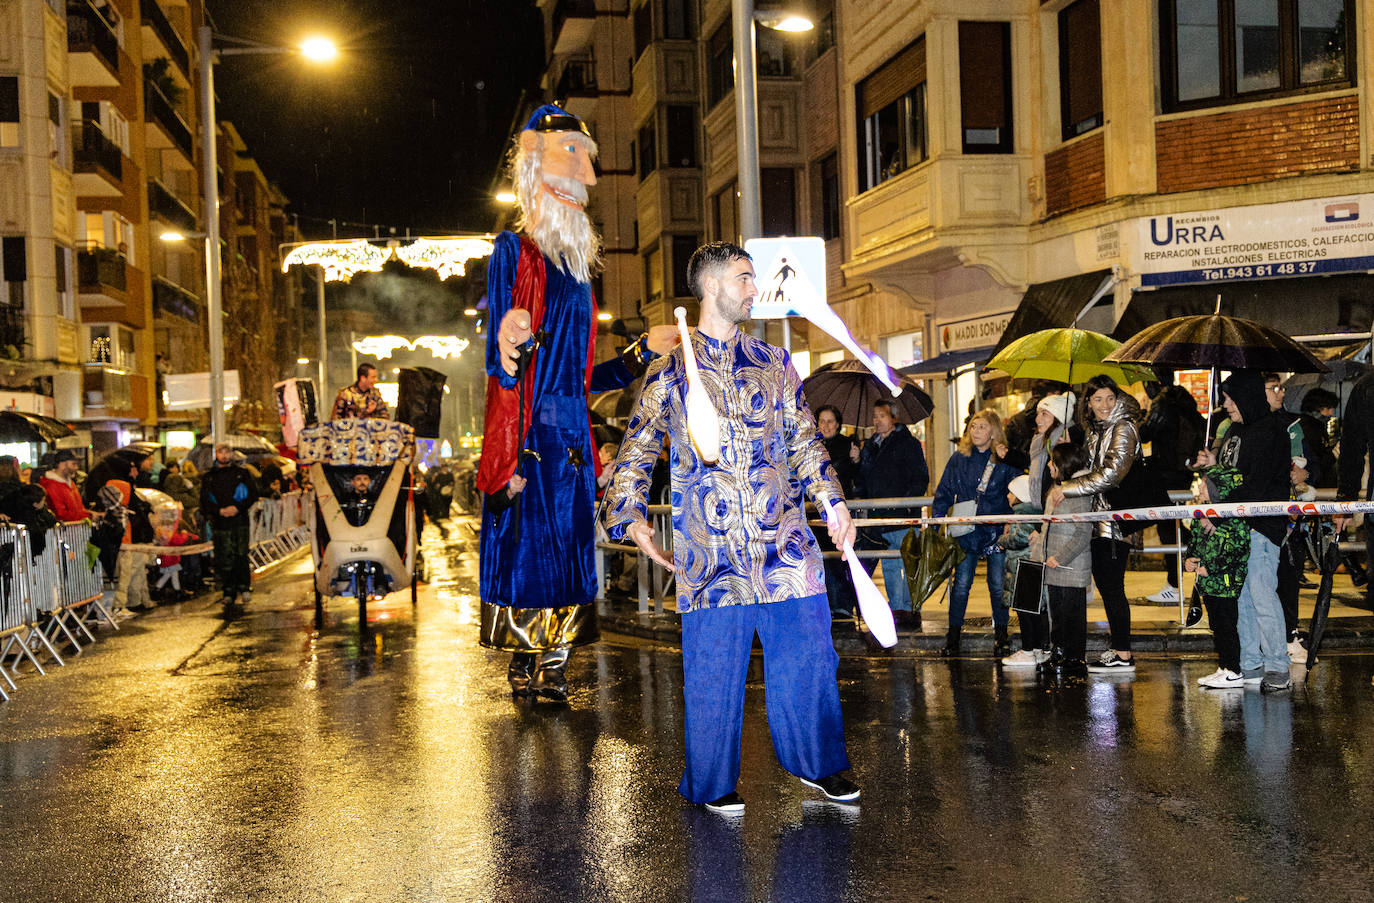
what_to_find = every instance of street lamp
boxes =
[198,29,338,442]
[733,2,813,243]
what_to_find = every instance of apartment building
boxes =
[589,0,1368,473]
[1,0,307,456]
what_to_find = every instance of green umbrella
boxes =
[986,327,1156,385]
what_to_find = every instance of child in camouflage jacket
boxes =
[1185,465,1250,688]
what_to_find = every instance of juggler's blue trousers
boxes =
[678,592,851,804]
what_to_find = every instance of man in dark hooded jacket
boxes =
[1196,371,1293,693]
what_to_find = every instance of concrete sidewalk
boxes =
[600,561,1374,656]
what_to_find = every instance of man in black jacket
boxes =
[1196,371,1293,692]
[200,444,260,605]
[1334,370,1374,606]
[857,399,929,624]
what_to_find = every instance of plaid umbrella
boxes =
[986,327,1156,385]
[1104,313,1328,373]
[802,360,934,429]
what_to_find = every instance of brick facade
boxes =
[1044,132,1106,218]
[1156,94,1360,195]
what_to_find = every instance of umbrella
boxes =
[186,433,279,472]
[985,327,1156,385]
[0,410,76,446]
[1303,523,1342,677]
[1104,313,1329,373]
[110,441,162,462]
[802,360,934,429]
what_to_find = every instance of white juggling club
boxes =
[674,306,720,465]
[826,498,897,648]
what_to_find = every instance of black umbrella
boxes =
[1104,313,1329,373]
[110,441,162,462]
[0,410,75,445]
[802,360,934,429]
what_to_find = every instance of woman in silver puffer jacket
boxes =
[1051,375,1142,673]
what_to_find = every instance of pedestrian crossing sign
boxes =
[746,237,826,320]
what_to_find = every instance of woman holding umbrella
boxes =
[1051,375,1143,672]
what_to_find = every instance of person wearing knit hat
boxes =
[1028,392,1076,507]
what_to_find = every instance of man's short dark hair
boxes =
[358,362,377,380]
[687,241,751,300]
[872,398,900,421]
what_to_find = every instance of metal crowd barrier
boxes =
[0,523,86,697]
[593,489,1365,618]
[247,490,312,570]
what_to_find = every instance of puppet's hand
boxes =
[646,325,680,356]
[498,310,534,376]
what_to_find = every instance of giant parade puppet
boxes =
[475,104,676,701]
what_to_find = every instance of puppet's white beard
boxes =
[529,176,602,285]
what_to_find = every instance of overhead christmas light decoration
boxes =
[394,237,495,280]
[351,335,471,360]
[282,240,390,282]
[282,235,495,283]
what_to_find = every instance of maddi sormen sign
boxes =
[1128,193,1374,287]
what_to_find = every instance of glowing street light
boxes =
[494,190,517,205]
[299,36,339,62]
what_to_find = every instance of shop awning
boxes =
[991,269,1115,356]
[1117,274,1373,342]
[898,347,994,379]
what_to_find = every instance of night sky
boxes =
[207,0,544,239]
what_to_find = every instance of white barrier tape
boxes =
[121,542,214,556]
[845,498,1374,529]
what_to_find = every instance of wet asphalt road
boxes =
[3,517,1374,903]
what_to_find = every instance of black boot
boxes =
[993,625,1011,658]
[508,652,536,698]
[531,648,570,702]
[939,626,961,657]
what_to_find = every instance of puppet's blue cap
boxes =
[523,103,591,136]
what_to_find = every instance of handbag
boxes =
[948,457,997,538]
[901,526,966,610]
[1011,559,1047,615]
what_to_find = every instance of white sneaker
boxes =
[1287,640,1308,665]
[1198,668,1245,689]
[1001,649,1039,668]
[1088,650,1136,672]
[1147,585,1180,603]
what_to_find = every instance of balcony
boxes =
[144,82,194,163]
[556,57,597,99]
[844,156,1031,288]
[67,1,121,87]
[72,122,124,197]
[77,247,147,328]
[141,1,190,79]
[153,277,199,324]
[552,0,596,55]
[82,367,136,419]
[148,179,197,234]
[0,305,26,358]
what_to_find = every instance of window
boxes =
[882,331,923,370]
[712,182,738,243]
[1059,0,1103,140]
[670,235,699,298]
[756,26,794,77]
[959,21,1013,153]
[644,244,664,303]
[857,39,928,192]
[1,77,19,148]
[707,20,733,108]
[49,92,68,167]
[806,3,836,65]
[637,120,657,179]
[1160,0,1354,111]
[761,168,796,236]
[666,105,697,167]
[633,2,652,60]
[2,237,26,307]
[818,153,840,241]
[662,0,693,40]
[56,245,74,319]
